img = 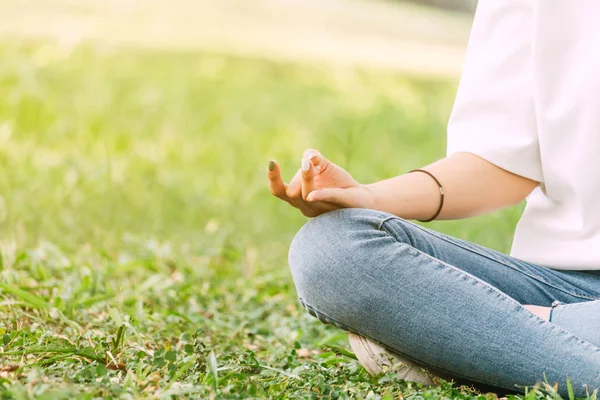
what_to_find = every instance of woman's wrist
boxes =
[361,183,380,211]
[364,174,442,221]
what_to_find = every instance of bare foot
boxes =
[523,304,551,321]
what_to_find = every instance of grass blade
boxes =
[208,350,218,391]
[3,346,105,363]
[567,377,575,400]
[0,282,50,310]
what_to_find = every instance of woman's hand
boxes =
[267,149,376,217]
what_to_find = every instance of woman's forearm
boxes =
[365,152,540,221]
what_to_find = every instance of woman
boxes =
[266,1,600,397]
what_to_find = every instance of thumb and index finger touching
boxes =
[301,149,323,200]
[300,149,352,206]
[300,149,345,204]
[302,148,329,172]
[268,148,335,203]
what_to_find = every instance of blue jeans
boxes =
[288,208,600,397]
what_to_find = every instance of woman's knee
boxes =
[289,208,379,268]
[287,208,393,314]
[289,211,343,295]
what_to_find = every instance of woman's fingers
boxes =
[301,157,317,200]
[286,169,303,200]
[306,187,353,207]
[303,148,328,173]
[267,160,290,202]
[300,148,327,201]
[268,150,348,217]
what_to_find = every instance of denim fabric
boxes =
[550,300,600,347]
[288,208,600,397]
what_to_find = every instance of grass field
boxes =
[0,38,577,399]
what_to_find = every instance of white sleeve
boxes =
[447,0,544,182]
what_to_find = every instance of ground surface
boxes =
[0,1,589,399]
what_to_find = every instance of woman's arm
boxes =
[269,3,544,221]
[366,152,540,221]
[267,150,540,221]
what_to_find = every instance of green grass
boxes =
[0,40,582,399]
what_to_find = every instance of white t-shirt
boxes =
[447,0,600,270]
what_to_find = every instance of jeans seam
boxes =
[377,216,394,231]
[379,216,600,302]
[549,304,556,323]
[297,297,522,392]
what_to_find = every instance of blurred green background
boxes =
[0,1,528,398]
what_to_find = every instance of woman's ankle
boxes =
[523,304,551,321]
